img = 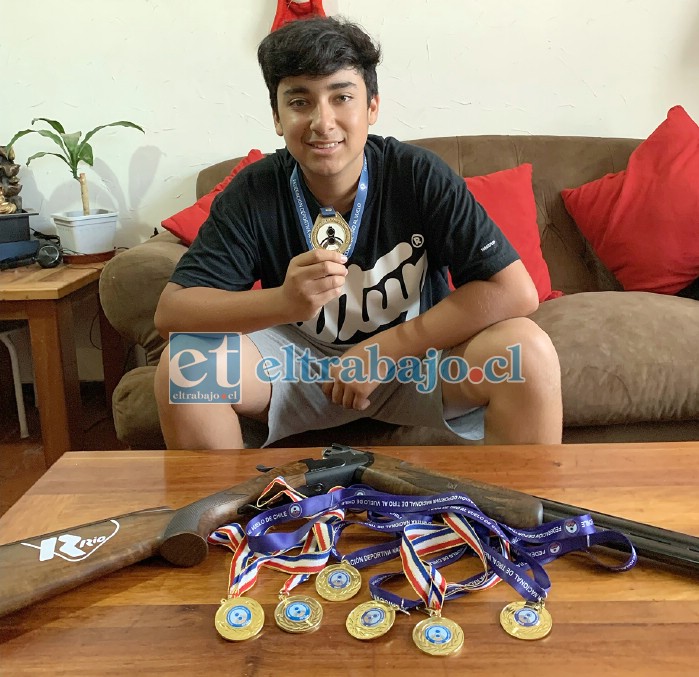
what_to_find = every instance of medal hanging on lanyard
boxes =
[211,524,266,641]
[400,521,465,656]
[272,510,336,634]
[495,514,637,640]
[273,532,327,634]
[314,521,362,602]
[442,510,553,642]
[345,519,471,644]
[290,155,369,256]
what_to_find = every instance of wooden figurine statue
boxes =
[0,187,17,214]
[0,145,22,211]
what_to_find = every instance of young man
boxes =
[154,16,562,450]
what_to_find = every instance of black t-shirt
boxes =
[171,135,519,346]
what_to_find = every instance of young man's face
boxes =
[273,68,379,190]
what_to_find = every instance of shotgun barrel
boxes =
[541,498,699,571]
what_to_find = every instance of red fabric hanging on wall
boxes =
[271,0,326,32]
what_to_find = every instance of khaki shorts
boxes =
[240,324,484,448]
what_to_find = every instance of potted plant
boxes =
[7,117,144,256]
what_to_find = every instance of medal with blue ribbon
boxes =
[290,155,369,256]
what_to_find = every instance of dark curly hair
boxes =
[257,16,381,115]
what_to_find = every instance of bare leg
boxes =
[441,317,562,445]
[154,335,271,449]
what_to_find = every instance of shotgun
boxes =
[1,444,697,618]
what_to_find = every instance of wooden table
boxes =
[0,443,697,676]
[0,261,125,466]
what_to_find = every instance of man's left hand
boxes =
[321,342,387,411]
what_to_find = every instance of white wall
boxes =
[2,0,699,379]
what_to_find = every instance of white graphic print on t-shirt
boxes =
[299,241,427,344]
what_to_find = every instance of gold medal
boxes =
[214,597,265,641]
[346,600,396,640]
[412,614,464,656]
[500,601,553,640]
[315,561,362,601]
[274,594,323,633]
[310,214,351,253]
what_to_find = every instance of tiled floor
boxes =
[0,382,124,518]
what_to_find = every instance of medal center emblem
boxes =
[310,214,352,254]
[286,601,311,622]
[514,607,540,627]
[329,571,351,589]
[361,607,385,627]
[227,604,252,628]
[424,623,452,645]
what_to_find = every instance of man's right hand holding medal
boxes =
[280,249,348,321]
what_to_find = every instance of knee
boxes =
[471,317,560,386]
[501,318,558,376]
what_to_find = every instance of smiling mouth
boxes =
[307,141,343,149]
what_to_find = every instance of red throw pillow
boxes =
[464,164,560,302]
[561,105,699,295]
[162,149,265,246]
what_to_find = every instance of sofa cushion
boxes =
[161,149,264,246]
[112,366,166,448]
[100,232,187,365]
[531,291,699,426]
[465,164,560,302]
[561,106,699,295]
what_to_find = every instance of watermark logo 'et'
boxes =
[169,332,242,404]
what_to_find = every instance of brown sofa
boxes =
[100,135,699,448]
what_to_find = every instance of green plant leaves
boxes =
[74,121,144,179]
[78,142,94,167]
[79,120,144,150]
[31,118,66,134]
[60,131,82,177]
[7,118,144,182]
[7,128,66,155]
[26,151,71,169]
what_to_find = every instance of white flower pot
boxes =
[52,209,117,255]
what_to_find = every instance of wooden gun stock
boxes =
[0,461,311,618]
[359,451,544,528]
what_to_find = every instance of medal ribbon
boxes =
[290,154,369,257]
[209,477,345,598]
[502,522,638,572]
[398,512,521,613]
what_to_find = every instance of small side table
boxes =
[0,261,126,466]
